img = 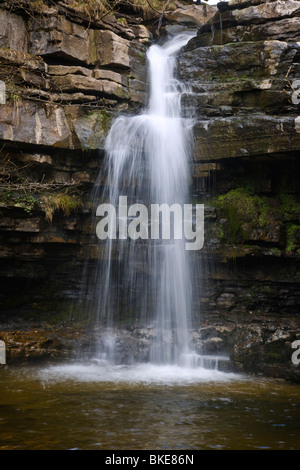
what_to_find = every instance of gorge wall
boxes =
[0,0,299,382]
[180,0,300,381]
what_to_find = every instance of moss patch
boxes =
[213,187,271,242]
[286,224,300,254]
[279,193,300,222]
[0,189,39,215]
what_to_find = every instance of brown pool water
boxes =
[0,362,299,450]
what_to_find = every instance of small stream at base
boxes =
[1,364,299,450]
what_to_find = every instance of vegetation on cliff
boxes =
[3,0,194,22]
[210,188,300,255]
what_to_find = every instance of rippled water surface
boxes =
[0,363,299,450]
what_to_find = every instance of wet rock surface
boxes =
[1,319,299,383]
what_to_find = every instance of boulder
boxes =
[29,15,91,63]
[94,30,131,68]
[165,4,216,26]
[0,101,73,148]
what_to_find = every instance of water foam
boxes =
[39,361,241,386]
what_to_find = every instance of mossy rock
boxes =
[73,109,113,150]
[40,192,83,223]
[213,187,272,243]
[286,224,300,254]
[279,194,300,222]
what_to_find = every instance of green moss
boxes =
[213,188,271,242]
[117,17,128,25]
[0,189,38,214]
[279,193,300,221]
[286,224,300,253]
[99,110,112,134]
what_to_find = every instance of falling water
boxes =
[90,32,206,366]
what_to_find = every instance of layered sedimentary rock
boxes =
[178,0,300,380]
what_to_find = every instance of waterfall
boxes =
[90,33,199,366]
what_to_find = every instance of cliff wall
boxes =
[179,0,300,380]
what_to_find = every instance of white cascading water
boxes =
[39,34,237,385]
[90,33,211,368]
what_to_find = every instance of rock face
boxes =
[177,0,300,381]
[0,6,148,149]
[0,1,151,362]
[0,0,299,382]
